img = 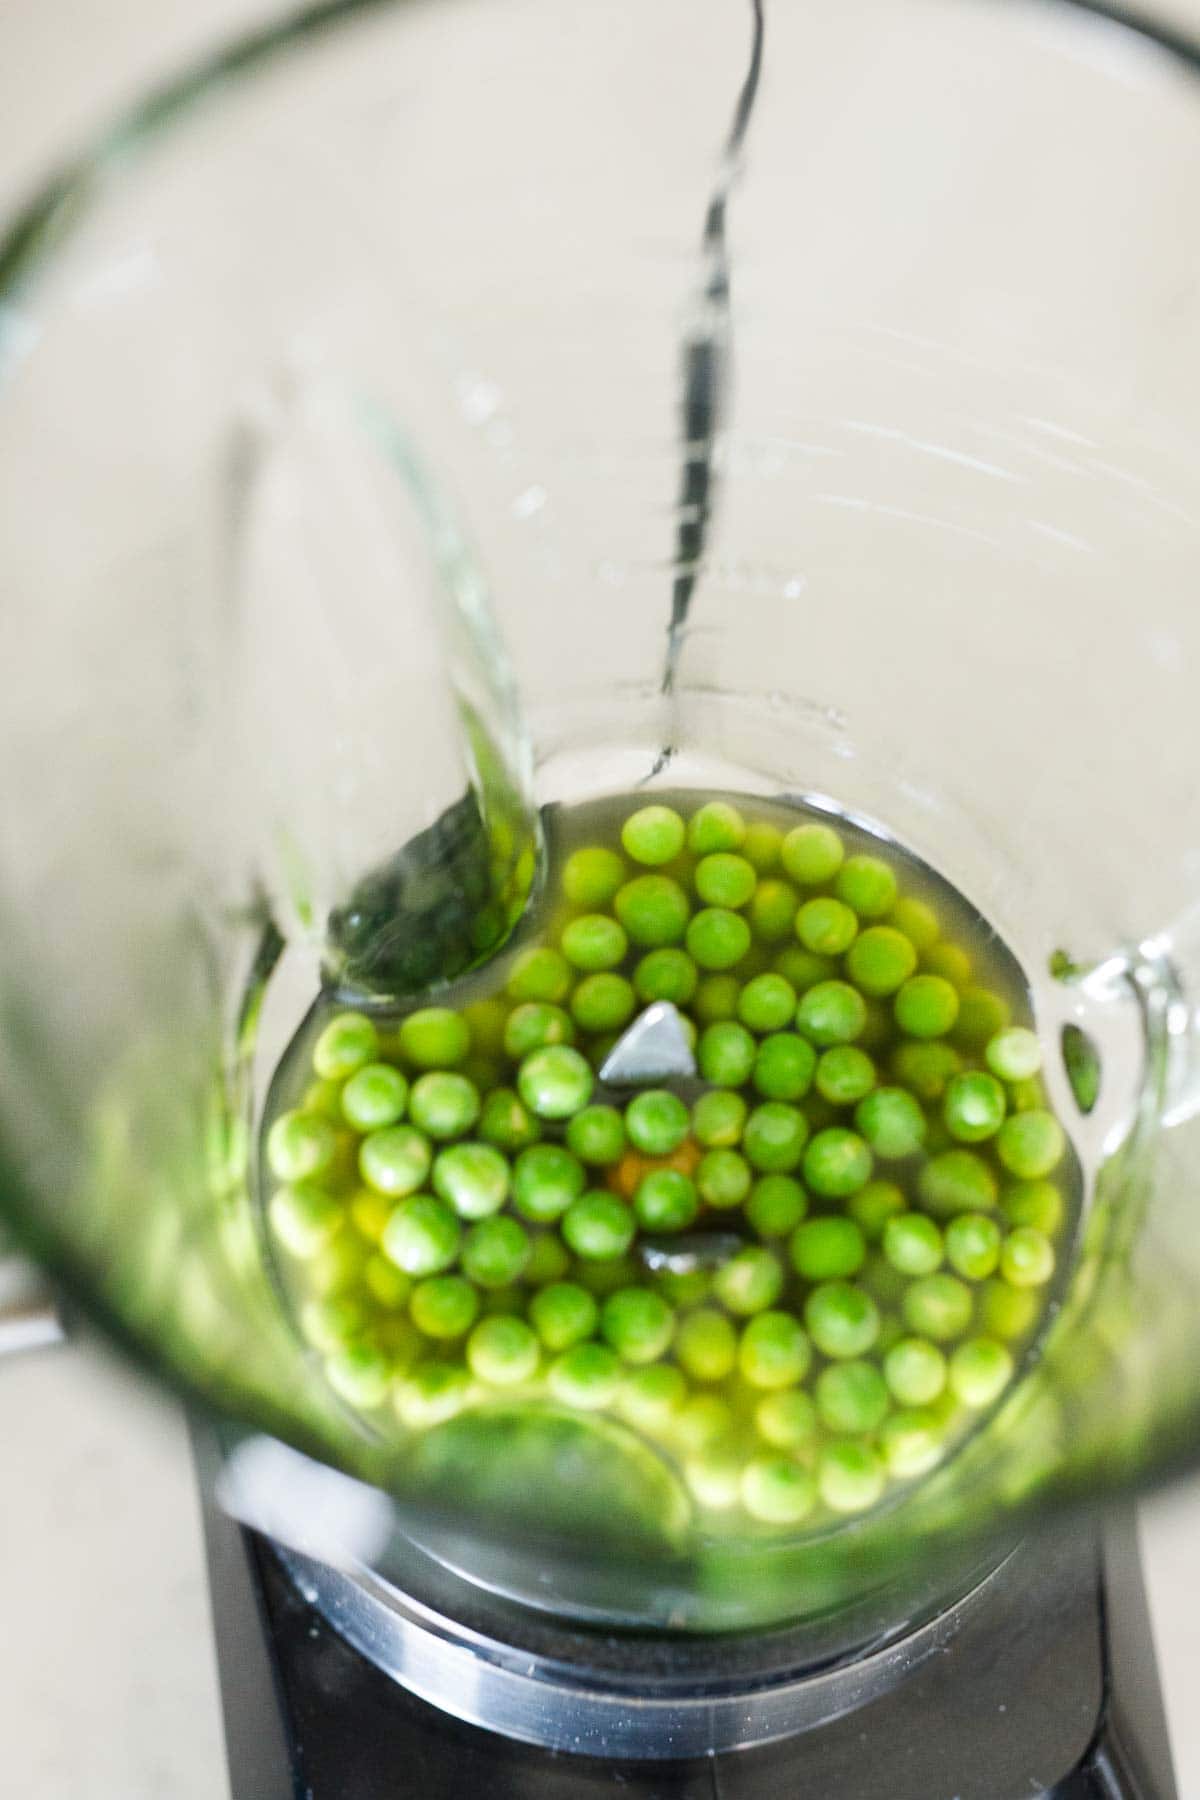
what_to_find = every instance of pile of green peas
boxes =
[264,796,1072,1531]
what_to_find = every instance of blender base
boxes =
[195,1443,1177,1798]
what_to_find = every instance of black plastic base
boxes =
[195,1435,1176,1798]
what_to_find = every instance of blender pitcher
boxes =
[3,0,1200,1652]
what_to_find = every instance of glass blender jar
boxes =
[1,0,1199,1779]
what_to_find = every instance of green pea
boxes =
[740,1457,817,1525]
[780,822,845,886]
[746,1174,809,1238]
[802,1127,872,1197]
[902,1273,974,1341]
[614,874,691,947]
[888,897,940,954]
[894,975,960,1040]
[692,1089,748,1148]
[796,980,868,1046]
[395,1361,475,1430]
[359,1124,433,1198]
[339,1064,409,1134]
[996,1111,1065,1179]
[636,1168,700,1232]
[985,1026,1042,1083]
[561,913,628,972]
[853,1087,927,1159]
[517,1045,594,1119]
[789,1216,865,1281]
[944,1212,1002,1281]
[749,880,799,944]
[528,1280,599,1351]
[976,1278,1038,1340]
[818,1440,886,1514]
[694,974,742,1023]
[562,1191,636,1261]
[325,1344,392,1410]
[753,1032,817,1101]
[566,1105,627,1166]
[743,1102,809,1173]
[466,1315,540,1386]
[846,1179,906,1241]
[942,1071,1006,1144]
[1000,1226,1056,1288]
[409,1071,481,1141]
[675,1308,738,1382]
[267,1110,338,1184]
[410,1275,479,1340]
[949,1337,1014,1408]
[814,1045,876,1106]
[741,820,783,871]
[816,1360,890,1434]
[917,1149,998,1217]
[890,1040,963,1102]
[1001,1180,1064,1235]
[835,854,897,919]
[381,1195,462,1277]
[503,1002,576,1060]
[600,1287,676,1363]
[461,1215,531,1288]
[879,1409,946,1480]
[431,1142,510,1219]
[622,804,686,866]
[625,1089,690,1156]
[712,1247,785,1316]
[695,1150,752,1211]
[738,972,798,1033]
[299,1295,369,1355]
[954,987,1011,1047]
[634,948,699,1006]
[738,1310,811,1389]
[398,1008,471,1070]
[845,926,918,997]
[755,1388,818,1449]
[687,800,747,855]
[923,941,972,987]
[271,1188,345,1260]
[687,907,752,971]
[695,853,757,910]
[563,845,626,908]
[505,945,573,1005]
[548,1342,622,1409]
[697,1020,757,1086]
[795,897,859,958]
[883,1336,947,1407]
[618,1363,689,1432]
[509,1144,585,1223]
[774,946,837,992]
[571,973,637,1034]
[883,1212,944,1277]
[805,1281,880,1358]
[313,1012,380,1081]
[477,1087,542,1153]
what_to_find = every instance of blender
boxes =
[1,0,1199,1791]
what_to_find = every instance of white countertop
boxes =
[4,2,1200,1793]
